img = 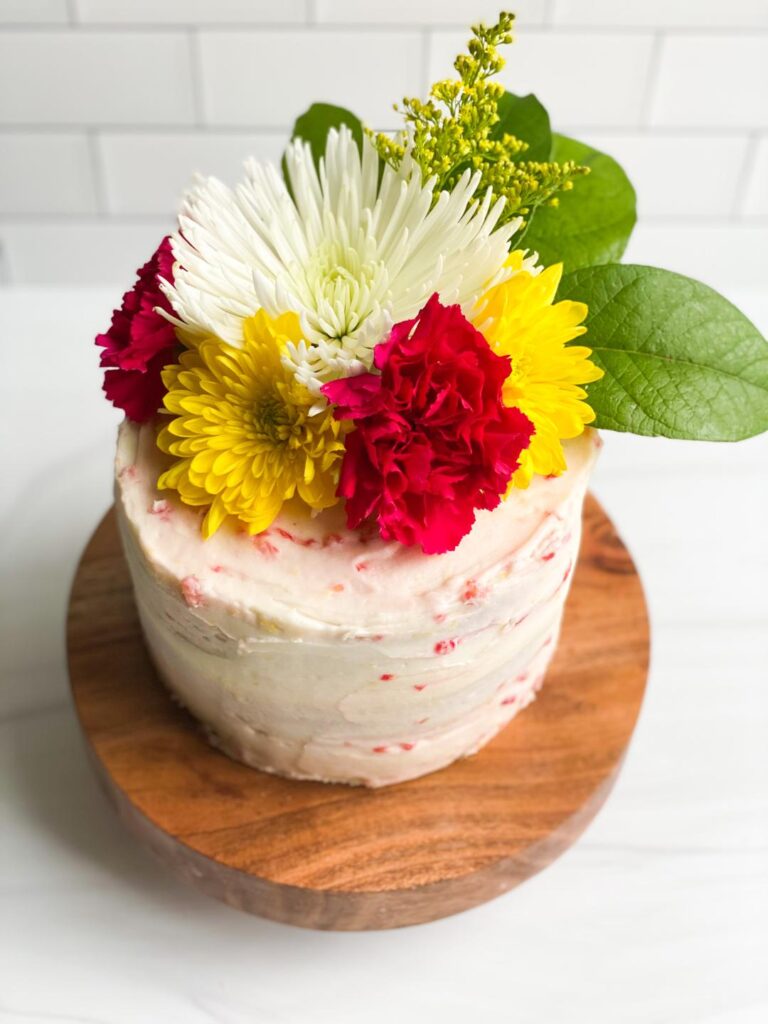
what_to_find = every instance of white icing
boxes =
[115,420,599,787]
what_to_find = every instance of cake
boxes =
[94,13,767,791]
[116,420,599,787]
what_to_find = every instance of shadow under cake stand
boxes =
[66,494,649,931]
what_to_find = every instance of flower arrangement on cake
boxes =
[97,13,768,787]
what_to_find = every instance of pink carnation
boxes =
[96,236,177,422]
[322,294,534,555]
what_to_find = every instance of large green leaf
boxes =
[282,102,364,181]
[493,91,551,162]
[559,263,768,440]
[523,134,636,271]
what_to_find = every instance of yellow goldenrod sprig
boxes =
[370,11,588,232]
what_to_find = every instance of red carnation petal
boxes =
[327,295,534,555]
[102,351,169,423]
[322,372,384,419]
[95,236,178,421]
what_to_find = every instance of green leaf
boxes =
[282,102,364,181]
[493,91,551,162]
[559,263,768,441]
[523,134,636,271]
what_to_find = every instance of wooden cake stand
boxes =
[67,495,649,930]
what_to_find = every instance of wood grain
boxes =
[66,495,649,930]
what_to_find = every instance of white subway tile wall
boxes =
[551,0,768,29]
[0,31,196,125]
[0,0,765,286]
[0,220,172,284]
[198,30,423,128]
[743,137,768,218]
[0,0,68,24]
[99,132,286,215]
[0,134,97,214]
[430,29,657,126]
[313,0,548,27]
[649,35,768,128]
[73,0,308,25]
[575,133,750,219]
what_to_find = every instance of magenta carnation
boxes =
[321,294,534,555]
[96,236,177,422]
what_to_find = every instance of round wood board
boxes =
[67,495,648,931]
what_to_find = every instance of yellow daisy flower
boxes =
[475,251,603,489]
[157,310,347,538]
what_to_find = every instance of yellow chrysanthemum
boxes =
[475,251,603,489]
[157,310,347,538]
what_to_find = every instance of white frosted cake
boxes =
[93,12,767,803]
[116,420,599,787]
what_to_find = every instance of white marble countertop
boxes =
[1,286,767,1024]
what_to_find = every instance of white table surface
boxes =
[1,285,767,1024]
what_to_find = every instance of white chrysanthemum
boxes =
[162,126,524,393]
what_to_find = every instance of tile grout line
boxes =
[5,125,764,138]
[0,122,403,136]
[0,24,768,35]
[543,126,768,139]
[638,30,664,127]
[1,126,765,139]
[730,131,761,220]
[2,212,767,226]
[187,28,205,129]
[85,129,108,216]
[419,28,430,96]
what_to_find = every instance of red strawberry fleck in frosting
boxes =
[180,575,204,608]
